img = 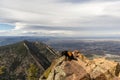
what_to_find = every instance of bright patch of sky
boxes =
[0,23,14,30]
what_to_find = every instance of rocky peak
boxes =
[40,50,120,80]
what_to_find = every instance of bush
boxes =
[27,64,39,80]
[0,66,6,75]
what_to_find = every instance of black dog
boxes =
[61,51,77,61]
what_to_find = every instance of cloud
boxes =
[59,0,91,3]
[0,0,120,37]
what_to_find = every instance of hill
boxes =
[0,40,59,80]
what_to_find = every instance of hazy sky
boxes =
[0,0,120,37]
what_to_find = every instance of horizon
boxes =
[1,36,120,39]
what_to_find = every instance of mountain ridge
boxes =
[0,40,59,80]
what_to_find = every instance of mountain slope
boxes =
[0,40,59,80]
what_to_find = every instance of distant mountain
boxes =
[0,40,59,80]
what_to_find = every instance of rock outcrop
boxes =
[40,50,120,80]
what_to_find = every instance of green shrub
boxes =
[27,64,39,80]
[0,66,6,75]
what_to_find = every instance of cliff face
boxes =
[40,50,120,80]
[0,40,59,80]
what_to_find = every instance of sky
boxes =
[0,0,120,37]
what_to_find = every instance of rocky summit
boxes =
[40,50,120,80]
